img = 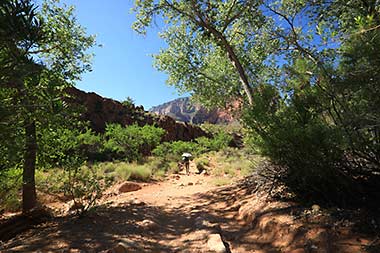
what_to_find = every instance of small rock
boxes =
[311,204,320,212]
[195,216,205,228]
[289,249,305,253]
[118,182,142,193]
[188,182,194,186]
[68,249,81,253]
[138,219,159,230]
[207,233,226,253]
[190,209,202,215]
[170,174,181,180]
[130,199,145,206]
[113,243,128,253]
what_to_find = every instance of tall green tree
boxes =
[133,0,380,205]
[0,0,95,212]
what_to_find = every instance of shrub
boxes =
[63,165,110,215]
[0,168,22,212]
[97,161,153,182]
[242,83,354,205]
[128,164,152,181]
[195,157,209,172]
[103,124,165,161]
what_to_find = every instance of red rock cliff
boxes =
[65,87,209,141]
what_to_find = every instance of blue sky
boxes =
[62,0,182,109]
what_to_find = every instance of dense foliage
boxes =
[133,0,380,207]
[103,123,166,161]
[152,132,232,162]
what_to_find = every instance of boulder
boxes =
[207,233,226,253]
[118,182,142,193]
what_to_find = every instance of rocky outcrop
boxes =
[149,97,236,124]
[65,87,209,141]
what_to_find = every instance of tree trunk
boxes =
[22,120,37,213]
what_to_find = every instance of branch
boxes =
[28,44,60,54]
[221,0,240,33]
[163,0,254,105]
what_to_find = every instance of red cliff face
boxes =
[65,87,209,141]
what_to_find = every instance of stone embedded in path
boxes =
[111,238,141,253]
[118,182,142,193]
[138,219,159,230]
[113,243,128,253]
[194,217,222,235]
[207,233,226,253]
[171,174,181,180]
[129,199,145,206]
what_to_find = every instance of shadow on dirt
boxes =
[2,182,379,253]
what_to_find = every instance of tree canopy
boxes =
[133,0,380,205]
[0,0,96,211]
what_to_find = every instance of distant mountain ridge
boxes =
[149,97,234,124]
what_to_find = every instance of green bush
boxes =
[153,132,233,164]
[242,83,352,204]
[128,164,152,181]
[152,140,199,160]
[195,157,209,172]
[97,161,153,182]
[63,165,110,215]
[103,124,165,161]
[0,168,22,212]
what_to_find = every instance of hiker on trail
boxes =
[181,152,192,175]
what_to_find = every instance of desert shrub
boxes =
[97,161,153,182]
[128,164,152,181]
[195,157,209,172]
[35,168,67,194]
[110,162,132,180]
[63,165,111,215]
[101,162,117,174]
[0,168,22,212]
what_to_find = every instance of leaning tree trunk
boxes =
[22,119,37,212]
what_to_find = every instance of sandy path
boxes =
[1,162,374,253]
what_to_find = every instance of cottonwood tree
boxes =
[0,0,95,212]
[133,0,380,205]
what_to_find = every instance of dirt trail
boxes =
[0,163,375,253]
